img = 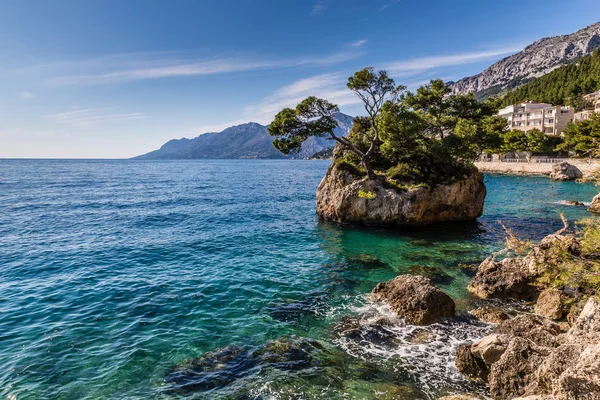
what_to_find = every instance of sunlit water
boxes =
[1,160,598,399]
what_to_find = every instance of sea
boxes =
[1,159,598,400]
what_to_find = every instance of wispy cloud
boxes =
[39,50,362,86]
[311,1,326,15]
[46,108,147,126]
[351,39,368,48]
[379,0,401,12]
[384,47,522,73]
[20,91,35,100]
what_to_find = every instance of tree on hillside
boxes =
[557,113,600,157]
[269,68,403,178]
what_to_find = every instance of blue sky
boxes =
[1,0,599,158]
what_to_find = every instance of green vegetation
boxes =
[501,128,564,154]
[268,68,506,187]
[500,50,600,110]
[557,113,600,157]
[357,190,376,199]
[536,218,600,294]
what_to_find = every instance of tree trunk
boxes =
[362,157,375,180]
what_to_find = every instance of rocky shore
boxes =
[474,159,599,179]
[316,162,486,226]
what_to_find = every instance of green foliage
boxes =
[269,97,339,154]
[557,113,600,157]
[270,69,505,187]
[500,50,600,109]
[357,190,376,199]
[499,128,560,154]
[536,219,600,293]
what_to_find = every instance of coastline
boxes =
[475,159,600,178]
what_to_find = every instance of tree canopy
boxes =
[557,113,600,157]
[268,68,506,187]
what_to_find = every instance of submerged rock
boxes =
[469,306,510,325]
[409,265,454,285]
[371,275,455,325]
[315,162,486,226]
[558,200,585,206]
[589,193,600,214]
[550,162,583,181]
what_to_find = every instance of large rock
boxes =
[550,162,583,181]
[471,333,508,365]
[589,193,600,214]
[455,343,489,383]
[467,255,538,300]
[534,288,565,320]
[371,275,455,325]
[315,162,486,226]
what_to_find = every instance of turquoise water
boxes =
[1,160,598,400]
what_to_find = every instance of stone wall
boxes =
[475,159,600,179]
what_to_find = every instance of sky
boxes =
[1,0,599,158]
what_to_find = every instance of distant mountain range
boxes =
[450,22,600,97]
[134,113,354,160]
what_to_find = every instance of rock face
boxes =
[456,298,600,400]
[589,193,600,214]
[316,162,486,226]
[550,162,583,181]
[450,22,600,96]
[534,288,566,320]
[371,275,455,325]
[467,255,538,300]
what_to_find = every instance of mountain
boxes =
[450,22,600,97]
[134,112,354,160]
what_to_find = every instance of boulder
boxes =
[568,297,600,339]
[534,288,566,320]
[558,200,585,206]
[550,162,583,181]
[495,314,562,348]
[315,162,486,226]
[469,306,511,325]
[489,337,552,400]
[471,333,508,365]
[589,193,600,214]
[371,275,455,325]
[467,255,538,300]
[455,343,489,383]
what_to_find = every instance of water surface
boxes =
[1,160,597,399]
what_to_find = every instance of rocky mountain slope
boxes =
[134,113,353,160]
[450,22,600,97]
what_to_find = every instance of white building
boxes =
[497,101,574,136]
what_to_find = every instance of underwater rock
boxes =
[558,200,585,206]
[408,265,454,285]
[534,288,566,321]
[469,306,511,325]
[550,162,583,181]
[371,275,455,325]
[267,293,327,323]
[315,162,486,226]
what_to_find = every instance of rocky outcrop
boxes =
[550,162,583,181]
[371,275,455,325]
[467,255,538,300]
[316,162,486,226]
[450,22,600,96]
[456,298,600,400]
[534,288,566,320]
[589,193,600,214]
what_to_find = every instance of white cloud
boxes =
[46,108,147,126]
[379,0,402,12]
[20,91,35,100]
[311,2,326,15]
[351,39,368,48]
[36,49,362,86]
[384,47,522,73]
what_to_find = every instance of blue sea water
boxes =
[0,159,598,400]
